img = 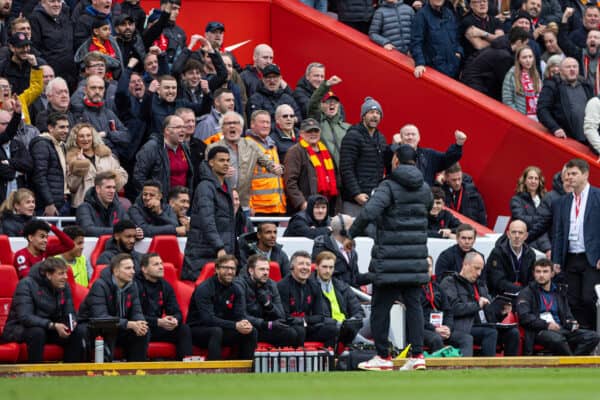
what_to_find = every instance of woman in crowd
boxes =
[502,46,542,120]
[0,188,36,236]
[65,123,128,209]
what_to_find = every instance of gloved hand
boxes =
[342,318,363,332]
[257,289,273,311]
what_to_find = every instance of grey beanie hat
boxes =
[361,96,383,118]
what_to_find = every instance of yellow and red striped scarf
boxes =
[299,138,337,198]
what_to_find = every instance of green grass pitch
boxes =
[1,368,596,400]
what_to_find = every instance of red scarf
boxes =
[583,54,600,95]
[299,138,337,198]
[520,71,538,117]
[84,97,104,108]
[89,37,116,80]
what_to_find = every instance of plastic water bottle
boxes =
[94,336,104,363]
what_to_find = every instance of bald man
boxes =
[241,44,275,98]
[486,219,537,296]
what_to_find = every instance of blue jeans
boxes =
[300,0,328,13]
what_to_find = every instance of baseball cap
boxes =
[205,21,225,32]
[300,118,321,132]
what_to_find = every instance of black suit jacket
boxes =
[552,186,600,268]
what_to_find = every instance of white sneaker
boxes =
[399,356,426,371]
[358,355,394,371]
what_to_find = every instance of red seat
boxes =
[163,263,178,289]
[195,262,216,286]
[175,282,194,323]
[66,268,89,311]
[0,342,20,363]
[0,235,14,265]
[0,264,20,362]
[269,261,282,282]
[147,235,184,277]
[89,264,108,287]
[89,235,111,268]
[147,342,177,360]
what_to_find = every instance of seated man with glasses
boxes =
[133,114,194,196]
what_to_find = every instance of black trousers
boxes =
[565,253,600,329]
[191,326,257,360]
[536,328,600,355]
[23,325,86,363]
[150,323,193,360]
[371,285,423,358]
[338,319,362,347]
[423,328,473,357]
[258,324,302,347]
[289,320,339,348]
[470,325,520,356]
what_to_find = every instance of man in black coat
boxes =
[2,259,86,363]
[97,220,143,271]
[128,180,183,237]
[486,220,537,296]
[187,255,257,360]
[293,62,325,119]
[135,253,193,360]
[133,115,194,196]
[239,222,290,276]
[240,44,273,98]
[314,251,364,348]
[78,253,149,361]
[76,171,128,237]
[442,163,487,226]
[339,96,389,217]
[517,259,599,355]
[427,187,461,239]
[29,111,69,216]
[181,147,236,281]
[277,251,339,347]
[435,224,484,279]
[237,254,301,347]
[349,144,432,371]
[0,107,29,204]
[246,64,301,124]
[537,57,594,142]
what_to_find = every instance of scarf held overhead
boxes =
[299,138,338,198]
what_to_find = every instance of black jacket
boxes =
[240,65,261,98]
[485,234,536,296]
[140,92,205,138]
[318,276,365,321]
[2,264,76,342]
[238,232,290,277]
[510,192,552,252]
[29,5,76,85]
[349,164,433,286]
[35,105,78,134]
[0,212,34,236]
[187,275,245,329]
[29,134,66,210]
[181,162,235,281]
[339,123,388,203]
[78,266,145,330]
[0,58,35,96]
[427,209,461,238]
[97,237,143,271]
[537,75,594,142]
[237,274,285,329]
[312,233,371,288]
[293,76,315,119]
[416,144,462,186]
[134,272,182,329]
[421,280,455,331]
[442,175,487,226]
[76,187,128,237]
[435,244,486,279]
[270,126,297,163]
[284,194,331,239]
[337,0,375,22]
[246,83,302,123]
[128,196,179,237]
[517,281,573,355]
[133,134,194,196]
[277,274,328,326]
[0,112,30,203]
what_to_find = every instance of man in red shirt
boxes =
[13,220,74,279]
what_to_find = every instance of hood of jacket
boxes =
[551,171,565,195]
[390,164,425,190]
[306,194,330,225]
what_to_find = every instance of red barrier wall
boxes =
[142,0,599,228]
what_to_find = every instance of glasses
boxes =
[0,85,10,90]
[168,125,184,130]
[223,121,241,126]
[281,114,295,119]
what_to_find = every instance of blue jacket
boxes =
[410,3,463,78]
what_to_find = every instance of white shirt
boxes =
[568,183,590,253]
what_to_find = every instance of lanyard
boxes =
[450,189,463,211]
[574,193,582,219]
[473,284,480,302]
[540,291,554,312]
[423,282,437,311]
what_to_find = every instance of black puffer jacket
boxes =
[349,164,433,286]
[76,187,128,237]
[283,194,331,239]
[96,237,143,271]
[29,134,66,210]
[78,266,145,329]
[339,123,388,203]
[293,76,315,119]
[485,234,536,296]
[237,273,285,329]
[246,84,302,123]
[368,0,415,54]
[2,263,75,342]
[337,0,375,22]
[510,192,552,252]
[181,162,235,281]
[134,272,182,329]
[128,196,179,237]
[238,232,290,277]
[0,212,34,236]
[312,233,371,288]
